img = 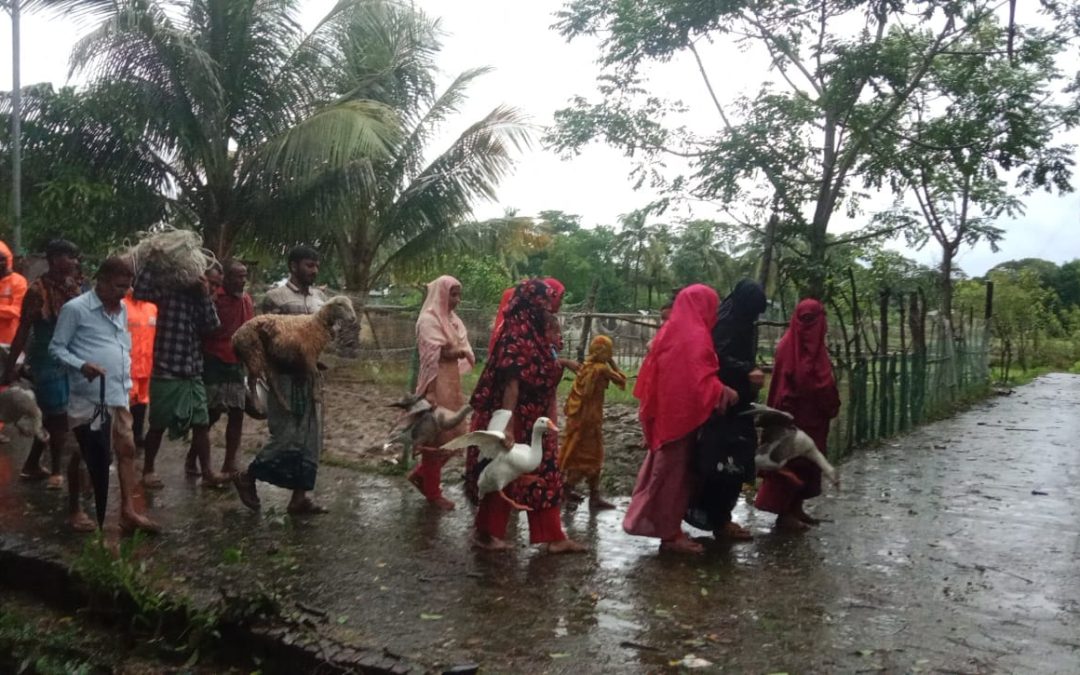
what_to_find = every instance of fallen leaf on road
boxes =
[420,613,443,620]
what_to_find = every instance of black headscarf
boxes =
[712,279,767,407]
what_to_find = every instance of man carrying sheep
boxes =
[134,261,229,488]
[261,245,327,315]
[193,260,254,476]
[234,245,330,515]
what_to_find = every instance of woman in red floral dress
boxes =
[466,279,585,553]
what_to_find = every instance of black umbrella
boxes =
[73,377,112,528]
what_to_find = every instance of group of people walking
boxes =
[410,274,841,555]
[2,238,839,554]
[3,240,334,532]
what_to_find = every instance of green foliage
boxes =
[552,0,1079,296]
[541,226,629,311]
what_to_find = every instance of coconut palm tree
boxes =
[27,0,399,257]
[309,1,531,293]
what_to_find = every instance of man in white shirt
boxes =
[50,257,159,533]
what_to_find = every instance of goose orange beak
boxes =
[546,420,559,433]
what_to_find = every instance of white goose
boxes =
[740,404,839,487]
[440,414,557,510]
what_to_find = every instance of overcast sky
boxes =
[2,0,1078,276]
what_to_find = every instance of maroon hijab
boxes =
[767,298,836,408]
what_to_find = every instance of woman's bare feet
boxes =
[46,474,64,490]
[547,539,588,554]
[141,473,164,490]
[794,506,821,525]
[776,513,810,532]
[588,495,616,510]
[715,521,754,542]
[69,511,96,532]
[429,496,456,511]
[201,471,232,488]
[659,533,704,555]
[233,471,260,510]
[406,468,424,495]
[19,465,50,481]
[287,497,329,515]
[120,511,162,534]
[471,533,512,551]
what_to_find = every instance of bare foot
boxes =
[46,474,65,490]
[794,507,821,525]
[547,539,588,554]
[201,472,232,488]
[471,533,511,551]
[429,496,455,511]
[141,473,164,490]
[69,511,96,532]
[120,511,162,534]
[19,465,50,481]
[287,498,329,515]
[776,514,810,532]
[406,468,425,496]
[588,495,616,510]
[233,471,260,510]
[659,534,704,555]
[715,521,754,542]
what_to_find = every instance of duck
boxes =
[440,416,557,510]
[740,404,839,487]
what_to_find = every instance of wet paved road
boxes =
[1,374,1078,674]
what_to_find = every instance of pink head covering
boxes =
[415,275,475,396]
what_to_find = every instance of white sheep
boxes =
[231,296,358,413]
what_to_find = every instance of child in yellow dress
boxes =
[558,335,627,509]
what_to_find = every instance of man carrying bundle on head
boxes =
[133,255,227,489]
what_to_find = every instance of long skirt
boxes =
[248,373,322,492]
[622,435,694,541]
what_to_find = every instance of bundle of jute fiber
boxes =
[125,227,218,291]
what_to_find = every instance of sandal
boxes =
[287,498,329,515]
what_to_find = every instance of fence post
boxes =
[848,268,868,445]
[898,292,909,432]
[576,278,601,362]
[878,288,890,438]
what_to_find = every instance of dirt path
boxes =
[2,374,1078,673]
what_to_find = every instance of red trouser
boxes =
[410,447,451,501]
[475,492,567,544]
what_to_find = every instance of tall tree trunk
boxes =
[940,245,955,335]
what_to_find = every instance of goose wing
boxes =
[440,430,508,460]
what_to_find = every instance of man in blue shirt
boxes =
[50,257,159,533]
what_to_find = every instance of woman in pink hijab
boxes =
[409,275,475,509]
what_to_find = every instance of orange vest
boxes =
[0,240,27,345]
[126,291,157,380]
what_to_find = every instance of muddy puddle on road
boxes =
[1,374,1079,674]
